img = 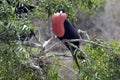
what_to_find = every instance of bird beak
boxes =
[60,11,63,16]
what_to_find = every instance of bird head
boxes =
[59,9,65,13]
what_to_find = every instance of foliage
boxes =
[36,0,105,21]
[77,39,120,80]
[0,42,39,79]
[76,0,105,16]
[37,39,120,80]
[0,0,117,80]
[44,59,60,80]
[70,0,105,16]
[36,0,77,22]
[0,0,39,79]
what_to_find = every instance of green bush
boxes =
[78,39,120,80]
[1,0,119,80]
[0,0,39,79]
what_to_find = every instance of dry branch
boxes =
[62,39,112,49]
[21,29,113,75]
[19,59,44,80]
[78,29,90,40]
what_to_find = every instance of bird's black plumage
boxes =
[56,9,85,70]
[58,20,80,52]
[57,9,79,51]
[19,29,36,41]
[7,0,35,16]
[58,19,81,69]
[15,2,35,14]
[6,0,36,41]
[58,9,65,13]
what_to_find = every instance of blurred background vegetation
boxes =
[0,0,120,80]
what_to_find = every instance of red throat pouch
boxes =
[52,12,67,37]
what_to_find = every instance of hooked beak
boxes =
[60,11,63,16]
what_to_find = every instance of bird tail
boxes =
[69,46,86,71]
[72,49,80,70]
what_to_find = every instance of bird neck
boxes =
[52,20,65,37]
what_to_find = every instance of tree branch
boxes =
[62,39,112,49]
[78,29,90,40]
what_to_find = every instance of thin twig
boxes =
[78,29,90,40]
[44,42,60,53]
[37,28,41,42]
[43,36,54,48]
[67,42,91,65]
[37,36,57,57]
[58,74,65,79]
[43,54,72,61]
[22,41,42,48]
[62,39,112,49]
[19,59,44,79]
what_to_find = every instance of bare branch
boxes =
[37,28,41,42]
[58,74,65,79]
[22,41,42,48]
[19,59,44,80]
[78,29,90,40]
[62,39,112,49]
[44,42,59,53]
[43,36,54,48]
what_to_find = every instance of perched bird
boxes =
[19,29,36,41]
[7,0,35,14]
[15,2,35,41]
[15,1,35,14]
[52,9,82,69]
[6,0,36,41]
